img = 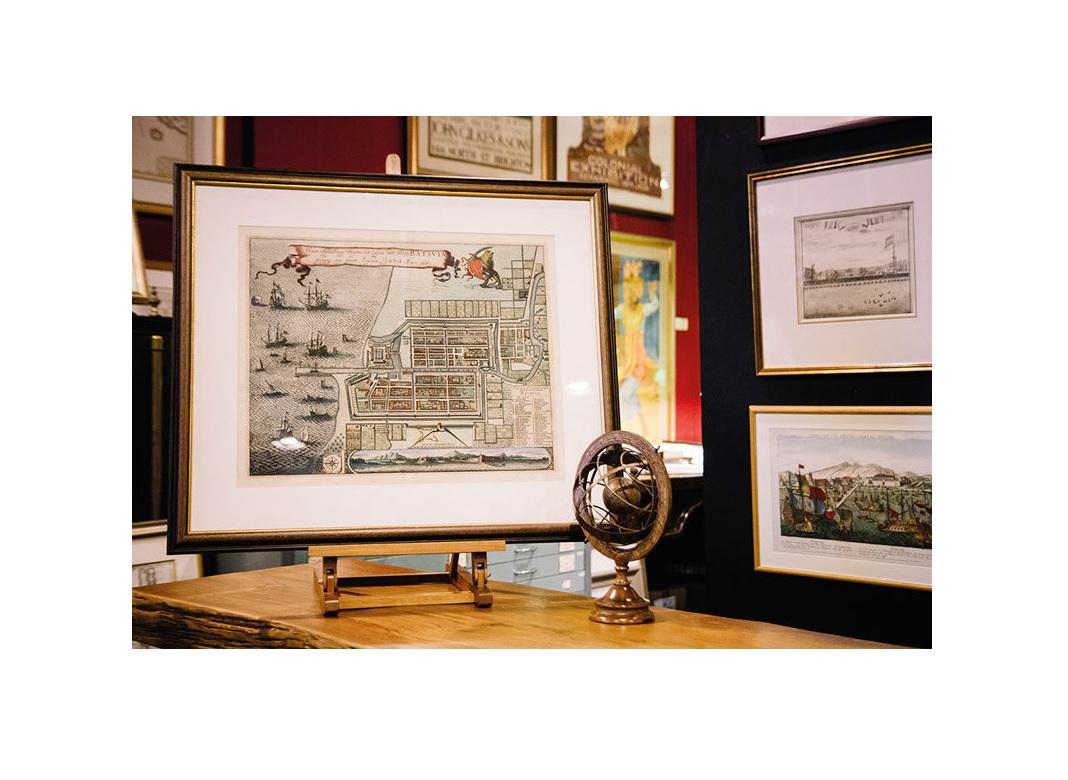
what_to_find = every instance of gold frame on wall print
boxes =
[407,116,555,179]
[609,231,676,444]
[749,405,932,590]
[170,165,619,552]
[748,144,932,375]
[133,116,225,215]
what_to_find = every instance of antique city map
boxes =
[244,230,553,476]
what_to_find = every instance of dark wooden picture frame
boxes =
[170,165,619,552]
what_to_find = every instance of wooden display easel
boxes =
[310,541,507,614]
[310,154,507,616]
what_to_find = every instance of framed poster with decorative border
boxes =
[407,117,554,180]
[750,406,931,590]
[556,116,675,216]
[133,116,224,214]
[757,116,905,143]
[749,144,931,375]
[610,232,675,445]
[170,165,619,552]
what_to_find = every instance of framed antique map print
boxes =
[749,144,931,374]
[132,116,224,213]
[750,406,931,589]
[407,117,554,179]
[170,166,618,551]
[610,232,675,444]
[556,116,675,216]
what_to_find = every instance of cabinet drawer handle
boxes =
[513,545,537,554]
[513,567,538,576]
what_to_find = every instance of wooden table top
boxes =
[133,561,893,649]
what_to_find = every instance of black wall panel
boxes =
[696,117,933,647]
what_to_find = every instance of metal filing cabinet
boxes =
[365,542,591,596]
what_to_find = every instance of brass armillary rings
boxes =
[573,431,671,624]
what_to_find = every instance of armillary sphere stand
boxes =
[573,431,671,625]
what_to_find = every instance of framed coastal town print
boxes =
[610,232,675,444]
[170,165,618,551]
[407,117,554,180]
[750,406,931,589]
[132,116,224,213]
[757,116,904,143]
[749,144,931,374]
[556,116,674,216]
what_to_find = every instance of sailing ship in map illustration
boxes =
[302,278,330,310]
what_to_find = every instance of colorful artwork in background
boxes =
[611,233,675,444]
[557,117,675,215]
[245,229,555,477]
[568,117,662,197]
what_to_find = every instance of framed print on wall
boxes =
[170,165,618,551]
[757,116,903,143]
[132,116,224,213]
[610,232,675,445]
[749,144,931,375]
[556,116,675,216]
[750,406,931,590]
[407,117,554,180]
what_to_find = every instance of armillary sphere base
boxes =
[590,565,654,624]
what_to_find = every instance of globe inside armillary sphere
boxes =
[572,430,671,566]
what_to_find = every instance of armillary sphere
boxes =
[573,430,671,624]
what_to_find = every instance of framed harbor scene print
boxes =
[407,117,554,180]
[133,116,224,213]
[170,165,618,551]
[750,406,931,589]
[556,116,675,216]
[610,232,675,444]
[749,144,931,374]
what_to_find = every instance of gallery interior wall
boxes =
[137,115,702,442]
[695,116,933,647]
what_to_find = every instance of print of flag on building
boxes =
[885,235,895,249]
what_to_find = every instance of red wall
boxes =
[608,118,701,441]
[140,116,701,440]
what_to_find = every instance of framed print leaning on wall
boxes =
[407,117,554,179]
[750,406,931,590]
[170,166,618,551]
[610,232,675,444]
[133,116,224,213]
[556,116,674,216]
[749,144,931,375]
